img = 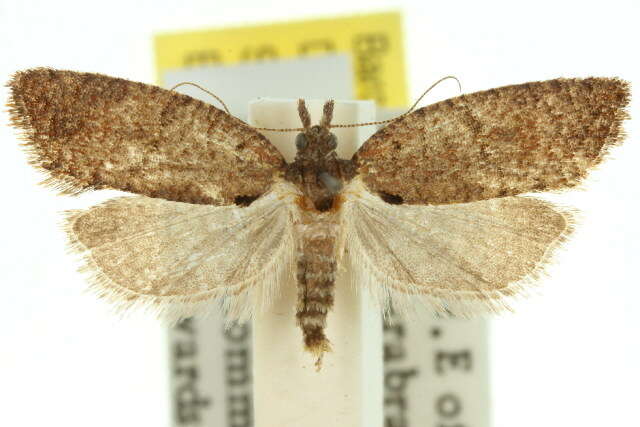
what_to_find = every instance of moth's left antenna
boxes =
[297,99,311,130]
[170,82,231,115]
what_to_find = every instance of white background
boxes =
[1,1,638,426]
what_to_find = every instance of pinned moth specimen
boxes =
[8,68,630,362]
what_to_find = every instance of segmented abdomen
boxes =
[295,218,338,364]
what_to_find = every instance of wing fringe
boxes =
[7,68,96,196]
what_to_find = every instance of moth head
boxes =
[295,99,338,160]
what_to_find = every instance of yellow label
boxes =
[154,12,407,107]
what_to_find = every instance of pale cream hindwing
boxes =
[341,178,574,316]
[65,181,300,323]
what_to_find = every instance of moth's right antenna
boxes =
[252,77,460,133]
[329,75,462,129]
[319,100,335,129]
[405,75,462,116]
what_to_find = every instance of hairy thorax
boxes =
[284,125,356,212]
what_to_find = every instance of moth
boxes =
[8,68,630,362]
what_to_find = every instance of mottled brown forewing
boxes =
[8,68,285,205]
[354,78,630,204]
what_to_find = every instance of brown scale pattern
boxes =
[7,68,285,205]
[6,70,632,364]
[354,78,630,204]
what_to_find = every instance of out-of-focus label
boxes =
[155,12,407,107]
[171,317,252,427]
[384,309,491,427]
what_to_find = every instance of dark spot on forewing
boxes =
[379,192,404,205]
[234,195,259,207]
